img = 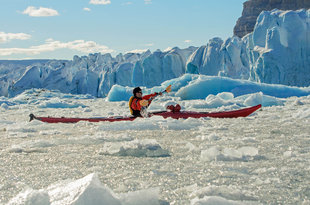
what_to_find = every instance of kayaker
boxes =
[129,87,162,117]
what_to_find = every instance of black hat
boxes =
[133,87,142,95]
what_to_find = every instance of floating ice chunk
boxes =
[283,150,297,158]
[243,92,263,107]
[7,140,55,153]
[1,102,9,109]
[243,92,284,107]
[118,188,162,205]
[237,146,259,157]
[190,185,257,204]
[201,146,221,161]
[7,189,50,205]
[175,75,310,101]
[37,98,86,108]
[292,99,304,106]
[8,173,165,205]
[207,133,220,141]
[47,173,121,205]
[191,196,243,205]
[201,146,260,161]
[217,92,234,100]
[83,108,92,112]
[107,85,132,102]
[202,94,228,108]
[185,142,199,152]
[196,133,220,141]
[292,107,310,119]
[223,148,243,159]
[99,139,170,157]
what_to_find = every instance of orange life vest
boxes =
[129,96,142,117]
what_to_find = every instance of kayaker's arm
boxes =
[142,93,158,101]
[140,85,172,109]
[142,85,172,102]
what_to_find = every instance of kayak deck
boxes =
[29,104,261,123]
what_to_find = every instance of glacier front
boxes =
[186,9,310,87]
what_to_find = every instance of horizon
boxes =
[0,0,245,60]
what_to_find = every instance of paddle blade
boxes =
[165,85,172,93]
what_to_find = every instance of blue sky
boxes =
[0,0,245,60]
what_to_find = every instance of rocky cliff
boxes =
[234,0,310,38]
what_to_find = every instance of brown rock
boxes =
[234,0,310,38]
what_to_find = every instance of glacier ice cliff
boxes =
[186,9,310,87]
[248,9,310,86]
[6,47,196,97]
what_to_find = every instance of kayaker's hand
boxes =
[158,92,162,96]
[139,100,148,107]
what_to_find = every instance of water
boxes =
[0,94,310,204]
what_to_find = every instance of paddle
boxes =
[149,84,172,101]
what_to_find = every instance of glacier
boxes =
[5,47,197,98]
[1,9,310,99]
[187,9,310,87]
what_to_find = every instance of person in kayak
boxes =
[129,87,162,117]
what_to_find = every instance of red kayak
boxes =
[29,104,261,123]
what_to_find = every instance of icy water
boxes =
[0,93,310,204]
